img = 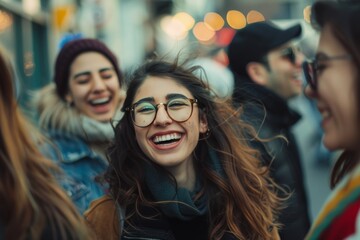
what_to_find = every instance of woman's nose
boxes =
[153,105,172,126]
[93,75,106,92]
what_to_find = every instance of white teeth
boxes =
[153,133,181,143]
[91,97,110,104]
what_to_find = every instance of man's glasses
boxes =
[302,54,352,91]
[126,97,198,128]
[260,46,299,66]
[279,47,299,65]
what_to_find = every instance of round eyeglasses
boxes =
[302,54,352,91]
[126,97,198,128]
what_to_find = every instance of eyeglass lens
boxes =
[131,98,195,127]
[302,61,316,91]
[281,47,296,64]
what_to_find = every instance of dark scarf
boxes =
[143,149,223,220]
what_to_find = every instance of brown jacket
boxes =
[84,195,121,240]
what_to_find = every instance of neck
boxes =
[168,158,196,191]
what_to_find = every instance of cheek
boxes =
[184,120,201,139]
[134,128,147,151]
[108,78,120,90]
[69,85,88,100]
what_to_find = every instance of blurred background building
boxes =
[0,0,314,104]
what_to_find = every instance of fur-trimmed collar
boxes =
[33,83,125,143]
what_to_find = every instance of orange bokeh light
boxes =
[226,10,246,30]
[193,22,216,42]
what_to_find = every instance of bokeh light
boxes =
[193,21,216,42]
[246,10,265,24]
[226,10,246,30]
[304,5,311,24]
[160,15,188,40]
[0,10,13,32]
[204,12,224,31]
[173,12,195,31]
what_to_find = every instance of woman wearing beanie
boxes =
[33,38,126,213]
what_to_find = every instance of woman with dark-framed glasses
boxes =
[302,1,360,239]
[84,58,282,239]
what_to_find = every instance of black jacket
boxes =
[233,78,311,240]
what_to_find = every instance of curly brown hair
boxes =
[106,57,282,239]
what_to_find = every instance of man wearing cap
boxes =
[227,21,310,240]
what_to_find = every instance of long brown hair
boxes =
[107,58,281,239]
[311,0,360,188]
[0,47,91,239]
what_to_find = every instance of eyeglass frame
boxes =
[302,54,352,91]
[260,46,300,66]
[125,97,198,128]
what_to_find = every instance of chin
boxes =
[92,114,114,123]
[323,139,340,151]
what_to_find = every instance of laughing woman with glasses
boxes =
[302,1,360,239]
[84,58,282,239]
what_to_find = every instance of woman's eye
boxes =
[101,71,114,79]
[135,103,155,113]
[168,100,188,108]
[315,64,326,75]
[76,78,90,84]
[138,107,153,113]
[101,70,115,79]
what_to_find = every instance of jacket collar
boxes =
[232,78,301,127]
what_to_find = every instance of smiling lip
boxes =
[318,107,331,129]
[150,131,183,150]
[89,96,113,114]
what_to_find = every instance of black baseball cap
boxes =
[227,21,302,77]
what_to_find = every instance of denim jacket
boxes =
[44,131,108,214]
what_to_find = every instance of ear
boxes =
[199,113,208,134]
[246,62,268,86]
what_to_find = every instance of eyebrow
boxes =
[135,97,154,105]
[72,67,114,80]
[167,93,188,100]
[315,52,329,60]
[134,93,189,105]
[99,67,114,73]
[73,71,90,80]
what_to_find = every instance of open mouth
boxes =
[89,97,112,106]
[152,133,182,145]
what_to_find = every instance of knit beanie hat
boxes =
[54,38,123,99]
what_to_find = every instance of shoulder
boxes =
[308,198,360,240]
[47,130,85,146]
[307,165,360,239]
[85,195,117,215]
[84,195,121,240]
[45,130,98,163]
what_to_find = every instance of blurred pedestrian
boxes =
[190,56,234,99]
[33,38,126,213]
[85,58,281,239]
[0,46,92,239]
[303,1,360,239]
[227,21,311,240]
[187,46,234,99]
